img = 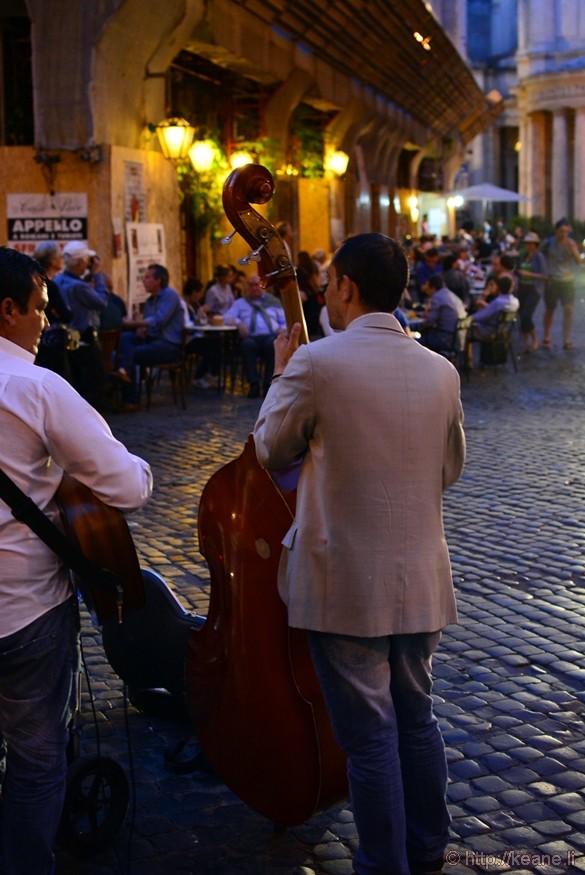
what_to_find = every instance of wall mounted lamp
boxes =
[229,150,254,170]
[326,150,350,177]
[155,116,195,161]
[188,139,217,173]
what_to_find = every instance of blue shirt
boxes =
[143,286,184,345]
[224,295,286,336]
[54,270,106,332]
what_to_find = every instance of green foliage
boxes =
[176,140,230,239]
[231,137,281,176]
[509,215,553,238]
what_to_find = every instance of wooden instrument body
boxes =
[186,437,347,825]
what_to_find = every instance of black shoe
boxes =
[409,858,444,875]
[247,385,260,398]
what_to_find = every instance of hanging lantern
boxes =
[156,117,195,161]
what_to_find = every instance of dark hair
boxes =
[496,275,514,296]
[332,233,409,312]
[554,217,570,230]
[427,273,444,292]
[497,253,515,271]
[441,253,457,271]
[0,246,45,314]
[147,263,169,287]
[183,276,203,296]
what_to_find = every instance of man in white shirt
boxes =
[224,274,286,397]
[0,247,152,875]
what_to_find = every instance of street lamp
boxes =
[229,150,254,170]
[188,140,217,173]
[156,116,195,161]
[326,150,350,177]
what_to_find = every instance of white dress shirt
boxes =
[0,337,153,636]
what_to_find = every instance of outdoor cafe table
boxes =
[198,324,238,393]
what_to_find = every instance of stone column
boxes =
[528,112,547,218]
[518,114,530,217]
[574,107,585,223]
[551,108,569,220]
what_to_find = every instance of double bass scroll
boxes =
[221,163,309,342]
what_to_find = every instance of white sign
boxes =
[126,222,166,312]
[7,193,89,255]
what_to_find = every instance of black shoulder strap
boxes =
[0,467,121,594]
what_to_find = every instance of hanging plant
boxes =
[176,137,230,239]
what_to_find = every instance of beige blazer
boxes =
[254,312,465,637]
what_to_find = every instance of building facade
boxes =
[460,0,585,228]
[1,0,501,293]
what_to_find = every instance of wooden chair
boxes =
[97,328,122,412]
[141,337,188,411]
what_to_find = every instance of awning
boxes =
[231,0,502,140]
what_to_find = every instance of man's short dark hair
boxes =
[498,253,515,271]
[496,275,514,296]
[0,246,45,314]
[147,263,169,287]
[331,233,409,312]
[427,274,444,292]
[554,217,569,230]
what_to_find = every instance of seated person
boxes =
[471,275,519,340]
[224,274,286,398]
[118,264,184,408]
[472,276,499,312]
[202,264,235,317]
[33,241,72,381]
[414,247,441,301]
[54,241,107,406]
[441,253,471,305]
[419,274,467,351]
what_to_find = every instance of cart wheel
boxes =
[57,756,129,858]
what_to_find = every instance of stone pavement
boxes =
[55,292,585,875]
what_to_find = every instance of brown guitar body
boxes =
[186,437,347,825]
[56,474,145,624]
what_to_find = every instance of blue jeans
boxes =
[308,631,450,875]
[118,332,181,402]
[0,598,80,875]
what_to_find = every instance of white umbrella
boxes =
[454,182,529,203]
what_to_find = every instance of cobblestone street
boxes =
[56,293,585,875]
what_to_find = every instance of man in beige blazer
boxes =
[254,233,465,875]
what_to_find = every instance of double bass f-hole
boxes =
[221,164,309,343]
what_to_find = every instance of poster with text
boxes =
[126,222,166,312]
[7,193,88,256]
[124,161,147,223]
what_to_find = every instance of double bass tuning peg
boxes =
[220,230,237,246]
[237,245,264,266]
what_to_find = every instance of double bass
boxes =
[185,164,347,826]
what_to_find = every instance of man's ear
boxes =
[339,274,355,303]
[0,298,18,326]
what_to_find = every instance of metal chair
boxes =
[478,309,518,372]
[422,315,474,378]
